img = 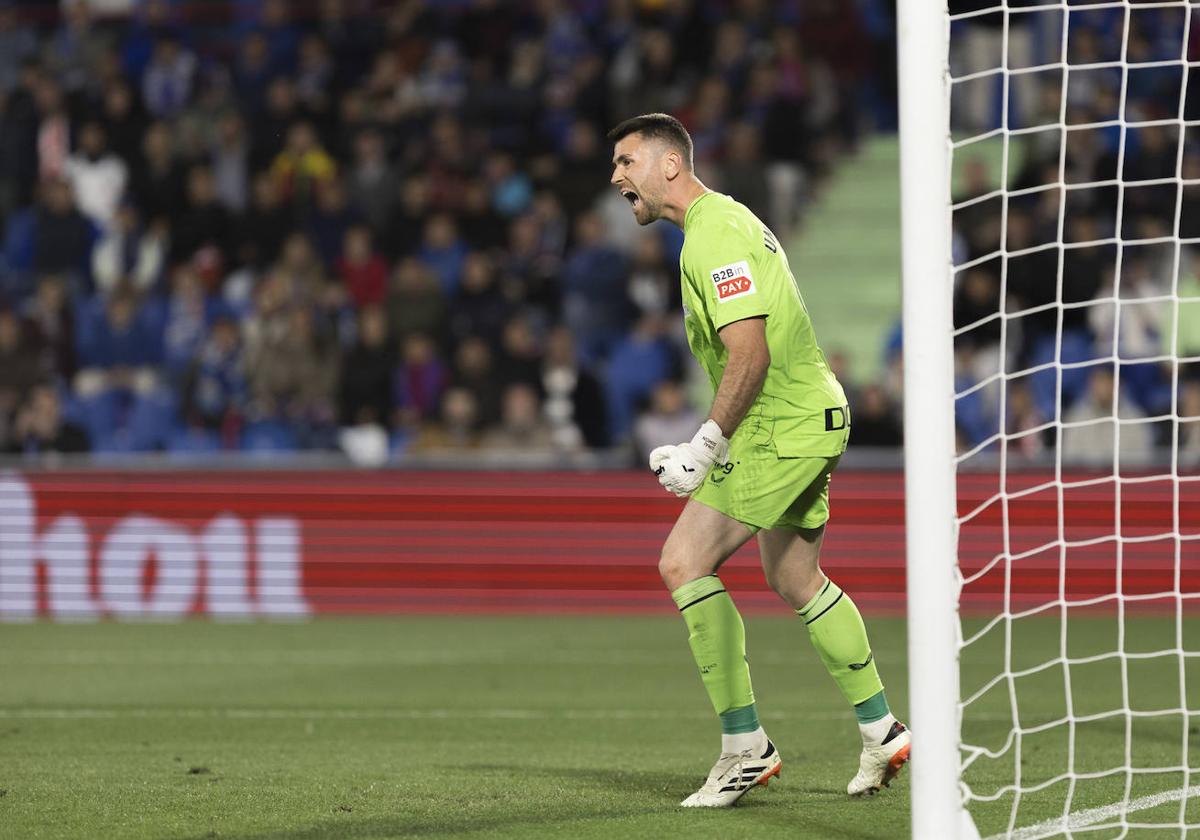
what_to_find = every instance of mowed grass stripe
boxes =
[0,616,1196,839]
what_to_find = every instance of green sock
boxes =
[854,690,890,724]
[797,578,888,717]
[671,575,759,734]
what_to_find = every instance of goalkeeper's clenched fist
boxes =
[649,419,729,497]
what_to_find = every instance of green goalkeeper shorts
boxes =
[691,440,841,533]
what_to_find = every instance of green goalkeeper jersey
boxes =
[679,191,848,457]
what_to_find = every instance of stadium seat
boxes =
[240,419,298,452]
[1029,331,1099,420]
[166,426,222,459]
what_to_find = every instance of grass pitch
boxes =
[0,615,1196,839]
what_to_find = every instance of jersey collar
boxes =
[683,191,717,234]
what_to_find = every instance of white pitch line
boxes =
[989,785,1200,840]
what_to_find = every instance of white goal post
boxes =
[897,0,968,837]
[901,1,1198,838]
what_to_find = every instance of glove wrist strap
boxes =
[692,419,729,462]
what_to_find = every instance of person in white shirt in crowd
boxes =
[65,120,127,231]
[1062,366,1154,467]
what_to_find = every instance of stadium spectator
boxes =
[633,379,701,463]
[140,34,196,119]
[1062,367,1154,466]
[65,121,128,230]
[274,233,327,307]
[450,335,502,429]
[849,384,903,448]
[542,325,607,450]
[74,286,162,397]
[338,303,393,428]
[162,265,218,378]
[382,176,430,260]
[497,315,541,390]
[0,59,41,223]
[554,122,608,218]
[306,178,360,268]
[232,30,273,116]
[346,127,397,235]
[24,273,75,382]
[33,75,70,183]
[627,230,676,318]
[337,224,387,309]
[46,0,110,95]
[238,171,289,269]
[295,33,334,117]
[244,302,336,441]
[91,202,167,296]
[386,256,445,345]
[484,150,533,220]
[417,213,468,299]
[0,307,45,436]
[410,386,480,452]
[29,178,96,287]
[480,382,557,454]
[1088,256,1171,415]
[210,113,250,214]
[605,314,678,442]
[181,313,245,436]
[448,251,508,346]
[249,77,299,170]
[170,164,234,267]
[1005,380,1049,457]
[5,382,89,455]
[393,331,446,428]
[716,122,772,227]
[129,121,187,225]
[561,210,631,364]
[501,209,562,318]
[97,79,145,169]
[0,5,37,96]
[271,120,336,209]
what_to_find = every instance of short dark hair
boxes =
[606,113,694,170]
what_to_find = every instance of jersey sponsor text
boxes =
[711,260,756,302]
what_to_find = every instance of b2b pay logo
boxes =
[711,261,756,302]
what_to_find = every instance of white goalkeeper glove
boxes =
[648,420,729,497]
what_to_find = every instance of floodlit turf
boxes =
[0,615,1196,839]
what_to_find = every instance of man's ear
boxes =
[662,150,682,181]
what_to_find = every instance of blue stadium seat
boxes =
[166,427,222,459]
[605,335,674,441]
[240,420,298,452]
[1029,331,1100,420]
[127,391,177,451]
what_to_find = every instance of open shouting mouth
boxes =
[620,188,641,211]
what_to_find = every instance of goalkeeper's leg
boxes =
[660,500,781,807]
[759,525,911,796]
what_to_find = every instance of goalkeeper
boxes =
[607,114,910,807]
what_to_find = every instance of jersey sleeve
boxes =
[686,217,770,331]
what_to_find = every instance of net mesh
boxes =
[948,1,1200,837]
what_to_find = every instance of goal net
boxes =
[919,1,1200,837]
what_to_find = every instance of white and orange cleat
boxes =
[847,719,911,796]
[680,738,782,807]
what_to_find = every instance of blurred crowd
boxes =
[0,0,898,462]
[949,2,1200,465]
[5,1,1193,467]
